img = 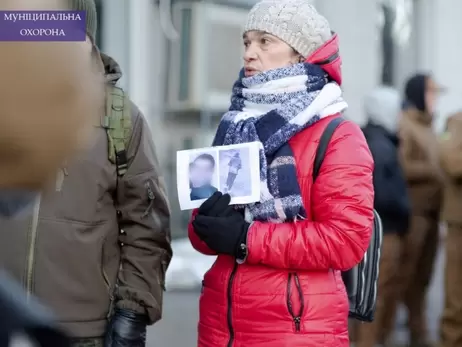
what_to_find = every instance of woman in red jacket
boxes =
[189,1,374,346]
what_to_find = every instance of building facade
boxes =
[97,0,462,237]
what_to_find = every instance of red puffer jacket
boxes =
[188,115,374,347]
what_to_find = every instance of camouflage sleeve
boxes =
[115,101,172,325]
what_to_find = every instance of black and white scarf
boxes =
[213,63,347,223]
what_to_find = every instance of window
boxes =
[380,2,395,85]
[379,0,414,86]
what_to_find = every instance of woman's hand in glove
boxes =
[197,191,234,217]
[104,308,148,347]
[192,204,249,257]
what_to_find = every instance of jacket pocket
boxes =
[33,219,112,323]
[286,272,305,332]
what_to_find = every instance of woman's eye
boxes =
[261,38,269,45]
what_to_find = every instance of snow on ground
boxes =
[166,238,215,290]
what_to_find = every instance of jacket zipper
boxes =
[103,271,115,318]
[26,195,42,301]
[101,250,115,318]
[226,263,238,347]
[286,272,305,332]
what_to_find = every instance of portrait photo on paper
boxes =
[176,142,261,210]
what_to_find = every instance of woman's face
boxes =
[425,77,441,115]
[243,30,301,77]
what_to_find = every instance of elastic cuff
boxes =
[241,223,251,245]
[116,300,148,317]
[236,222,251,264]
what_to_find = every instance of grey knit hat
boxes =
[244,0,332,58]
[68,0,97,42]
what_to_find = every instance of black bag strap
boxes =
[312,117,345,181]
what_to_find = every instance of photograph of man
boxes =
[189,153,218,201]
[223,152,242,193]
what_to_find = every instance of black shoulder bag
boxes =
[312,116,383,322]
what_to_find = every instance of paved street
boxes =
[148,289,200,347]
[149,246,445,347]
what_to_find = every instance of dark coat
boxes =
[363,122,410,234]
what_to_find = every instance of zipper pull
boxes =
[142,181,156,218]
[294,316,301,331]
[146,182,155,200]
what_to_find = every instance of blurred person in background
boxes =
[438,111,462,347]
[188,0,374,346]
[353,86,410,347]
[0,0,105,345]
[398,73,444,347]
[0,1,172,347]
[0,0,103,193]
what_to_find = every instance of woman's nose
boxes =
[244,46,257,62]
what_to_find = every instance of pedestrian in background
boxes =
[438,111,462,347]
[0,0,105,344]
[398,73,444,347]
[353,86,410,347]
[188,0,374,345]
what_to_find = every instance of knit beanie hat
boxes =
[244,0,332,59]
[68,0,97,42]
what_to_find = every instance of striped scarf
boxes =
[213,63,347,222]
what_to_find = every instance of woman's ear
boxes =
[290,48,304,64]
[289,54,303,65]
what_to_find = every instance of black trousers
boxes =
[226,172,238,189]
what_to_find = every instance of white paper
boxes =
[176,142,261,210]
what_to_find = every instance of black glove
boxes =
[197,191,234,217]
[104,308,148,347]
[192,199,249,257]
